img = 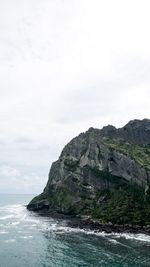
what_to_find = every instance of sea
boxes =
[0,194,150,267]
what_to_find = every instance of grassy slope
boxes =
[102,138,150,170]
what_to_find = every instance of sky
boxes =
[0,0,150,194]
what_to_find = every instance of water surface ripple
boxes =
[0,194,150,267]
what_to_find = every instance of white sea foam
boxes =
[1,203,150,244]
[24,218,40,224]
[29,224,37,227]
[11,221,20,225]
[0,215,13,220]
[4,239,16,243]
[113,233,150,242]
[0,230,8,234]
[20,236,33,239]
[109,238,119,244]
[45,224,150,243]
[84,230,150,243]
[0,204,26,222]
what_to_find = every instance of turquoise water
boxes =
[0,195,150,267]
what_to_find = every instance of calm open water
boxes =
[0,194,150,267]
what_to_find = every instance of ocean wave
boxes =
[109,238,119,244]
[4,239,16,243]
[11,221,20,225]
[0,215,14,220]
[19,235,33,239]
[112,233,150,242]
[0,230,9,234]
[44,224,150,243]
[1,203,150,244]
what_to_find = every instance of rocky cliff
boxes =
[27,119,150,225]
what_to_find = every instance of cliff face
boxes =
[27,119,150,225]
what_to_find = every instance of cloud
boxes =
[0,164,47,194]
[0,165,20,178]
[0,0,150,193]
[56,56,150,126]
[15,137,32,144]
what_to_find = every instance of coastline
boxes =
[30,209,150,235]
[67,217,150,235]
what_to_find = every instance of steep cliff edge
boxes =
[27,119,150,225]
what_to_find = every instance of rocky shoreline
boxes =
[31,209,150,235]
[67,217,150,235]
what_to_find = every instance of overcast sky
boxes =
[0,0,150,194]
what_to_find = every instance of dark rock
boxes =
[27,119,150,229]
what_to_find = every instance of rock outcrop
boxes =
[27,119,150,225]
[100,119,150,144]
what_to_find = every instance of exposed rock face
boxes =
[27,119,150,225]
[98,118,150,144]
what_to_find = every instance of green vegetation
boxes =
[91,180,150,225]
[47,186,76,214]
[102,138,150,170]
[29,192,46,204]
[46,172,150,225]
[79,175,150,225]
